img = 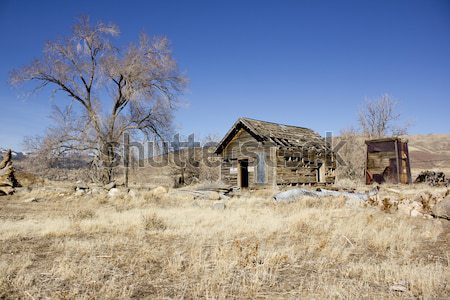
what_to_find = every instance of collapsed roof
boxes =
[215,117,329,154]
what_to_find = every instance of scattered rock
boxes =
[75,189,85,196]
[91,187,105,195]
[23,197,38,203]
[108,188,122,198]
[0,186,15,195]
[389,284,408,292]
[273,187,378,203]
[389,281,410,292]
[104,181,116,191]
[397,201,413,216]
[410,208,425,218]
[128,189,139,199]
[219,194,230,201]
[432,195,450,220]
[212,202,226,210]
[397,200,432,218]
[75,181,89,191]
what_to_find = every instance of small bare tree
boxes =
[11,16,186,183]
[335,127,365,182]
[337,95,409,183]
[199,133,220,182]
[169,134,220,187]
[358,94,408,139]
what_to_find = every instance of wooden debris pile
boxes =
[0,149,20,195]
[172,183,233,200]
[414,171,449,187]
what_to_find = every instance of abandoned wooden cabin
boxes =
[214,117,336,188]
[365,137,412,185]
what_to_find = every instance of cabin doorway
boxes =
[317,162,326,183]
[239,159,249,188]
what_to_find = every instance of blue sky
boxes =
[1,0,449,150]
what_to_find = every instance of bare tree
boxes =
[11,16,187,183]
[335,127,365,182]
[358,94,408,139]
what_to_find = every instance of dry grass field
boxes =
[0,182,449,299]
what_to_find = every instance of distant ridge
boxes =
[0,148,27,161]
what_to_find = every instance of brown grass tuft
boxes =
[142,212,168,231]
[69,208,96,221]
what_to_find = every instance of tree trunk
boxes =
[100,141,116,184]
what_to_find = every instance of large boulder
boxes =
[432,195,450,220]
[0,150,20,195]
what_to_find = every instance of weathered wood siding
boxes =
[220,129,275,188]
[220,128,336,187]
[275,149,335,185]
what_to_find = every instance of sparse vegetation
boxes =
[0,183,448,299]
[69,208,96,221]
[142,212,168,231]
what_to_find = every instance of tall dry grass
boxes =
[0,184,448,299]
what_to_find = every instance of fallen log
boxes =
[0,149,20,195]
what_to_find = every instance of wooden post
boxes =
[124,133,130,188]
[394,140,400,184]
[270,147,277,189]
[365,143,369,184]
[405,142,412,184]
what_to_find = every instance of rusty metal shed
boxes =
[365,137,412,185]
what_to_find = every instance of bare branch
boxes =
[358,94,408,138]
[12,16,187,183]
